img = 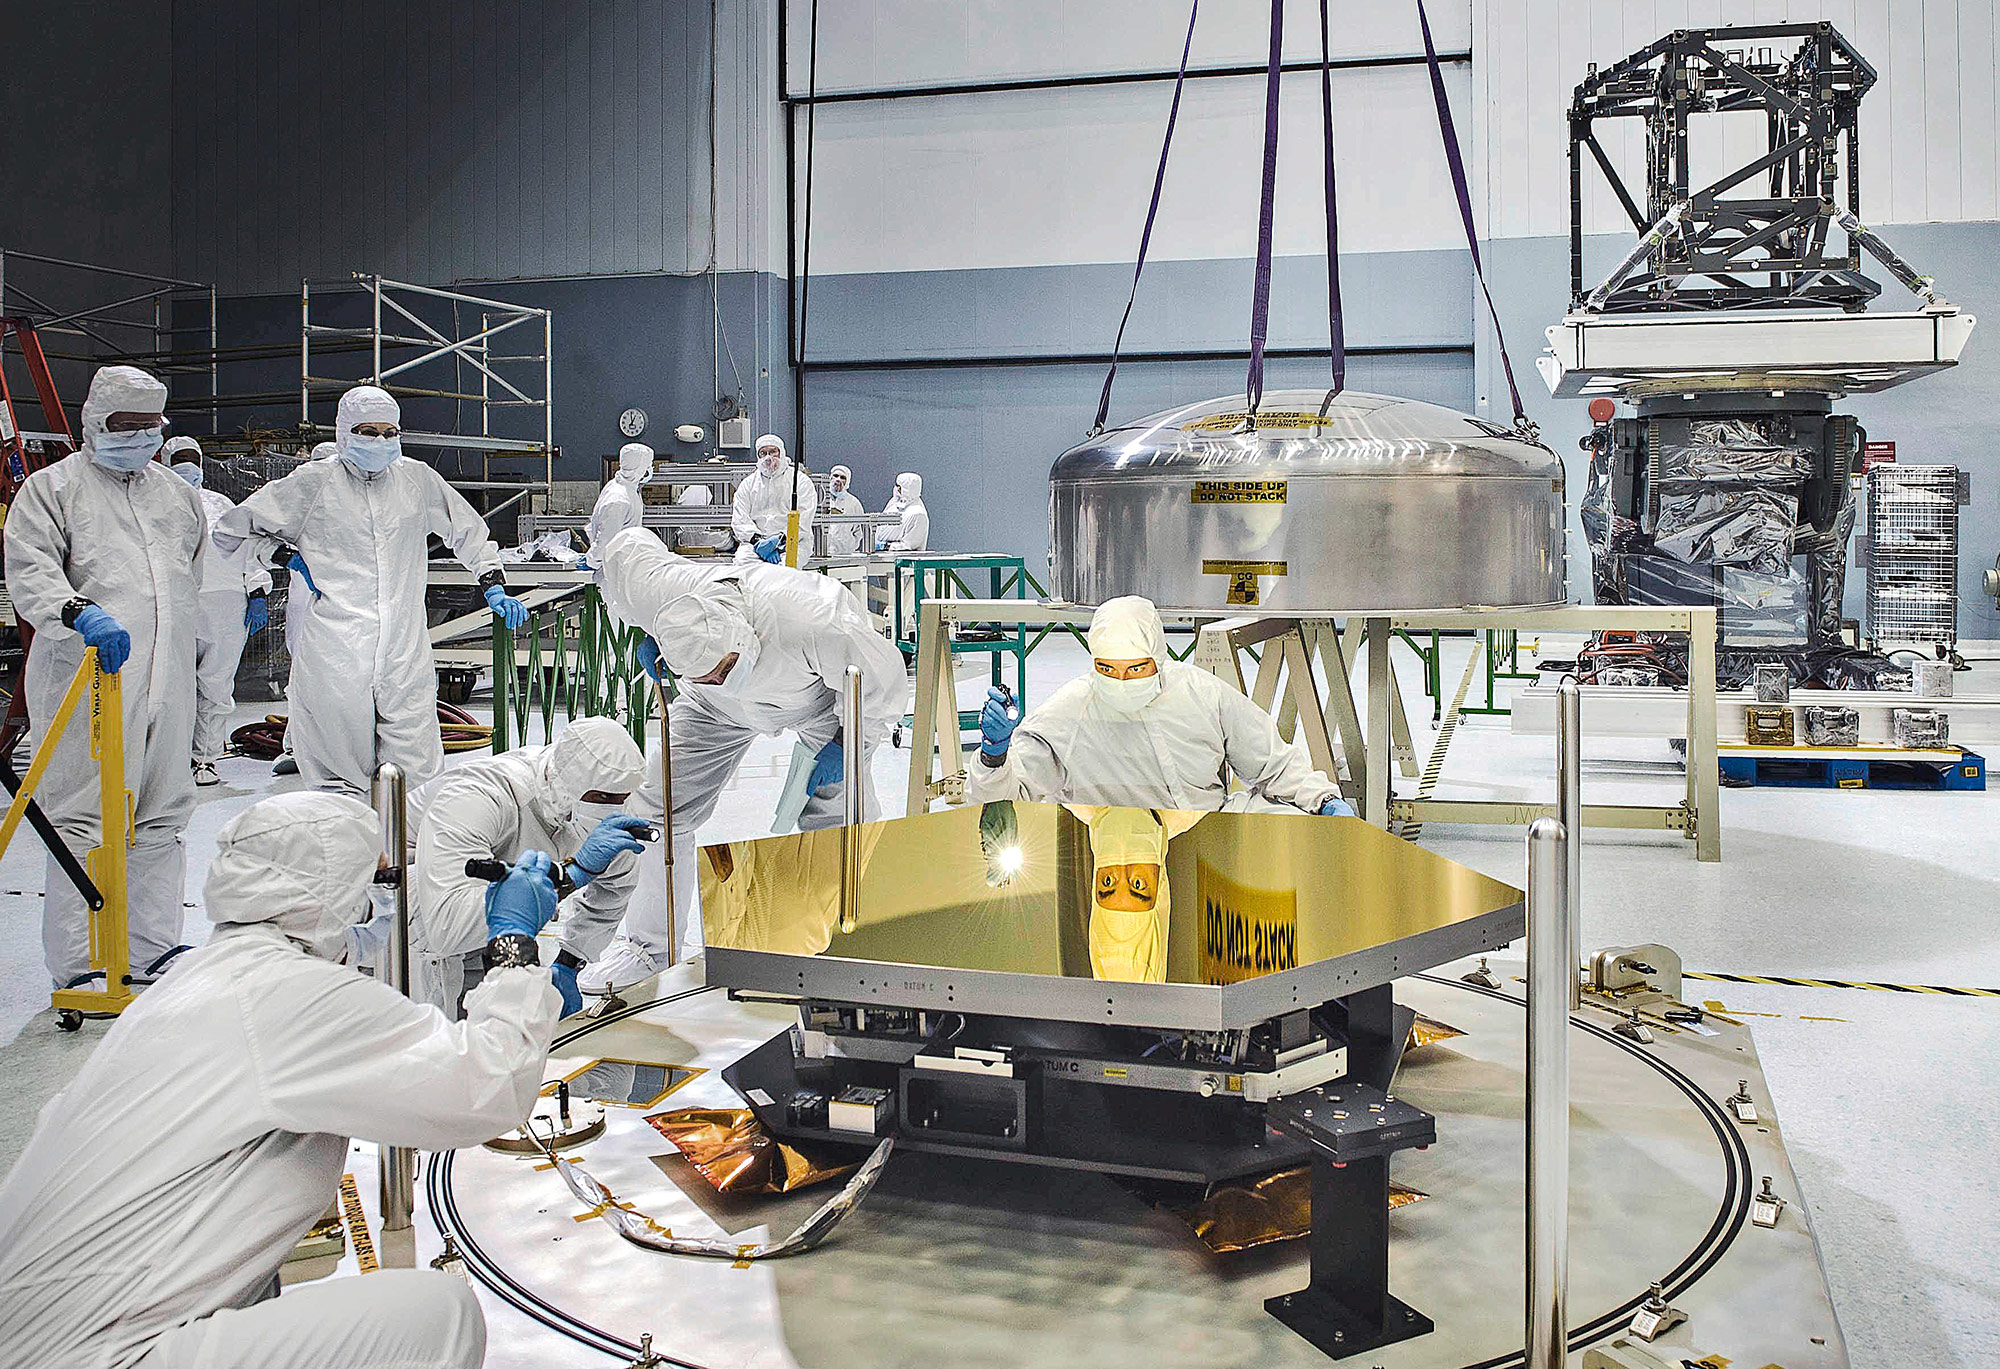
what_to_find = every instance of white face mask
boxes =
[1093,670,1162,715]
[757,452,783,477]
[573,799,628,828]
[343,434,401,473]
[90,427,164,473]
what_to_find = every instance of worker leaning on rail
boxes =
[2,364,208,991]
[211,385,530,797]
[968,595,1356,816]
[0,792,564,1369]
[584,526,907,986]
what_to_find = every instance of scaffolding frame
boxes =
[301,273,554,515]
[0,249,220,433]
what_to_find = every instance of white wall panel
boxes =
[1476,0,2000,239]
[797,64,1473,275]
[782,0,1471,95]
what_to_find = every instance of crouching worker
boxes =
[409,717,652,1017]
[0,792,565,1369]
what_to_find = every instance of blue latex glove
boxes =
[286,552,321,599]
[979,686,1018,758]
[73,606,131,674]
[754,534,785,564]
[483,851,558,940]
[809,736,844,793]
[567,813,651,887]
[636,636,667,683]
[1318,796,1356,817]
[484,583,529,629]
[551,961,583,1017]
[875,535,892,552]
[244,594,269,633]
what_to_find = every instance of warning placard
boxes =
[1182,411,1330,434]
[1191,480,1288,505]
[1197,860,1299,985]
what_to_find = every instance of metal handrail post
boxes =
[655,678,677,968]
[839,665,863,932]
[1526,816,1571,1369]
[372,763,416,1232]
[1556,676,1582,1009]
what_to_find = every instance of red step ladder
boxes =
[0,316,75,506]
[1,317,75,752]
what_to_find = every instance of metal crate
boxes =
[1866,464,1959,647]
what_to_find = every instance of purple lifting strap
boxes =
[1244,0,1285,417]
[1416,0,1529,424]
[1091,0,1202,435]
[1318,0,1345,400]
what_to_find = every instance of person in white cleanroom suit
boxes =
[671,483,730,553]
[878,470,932,635]
[409,716,650,1016]
[876,471,929,553]
[589,441,654,564]
[169,439,273,787]
[969,595,1356,816]
[215,385,529,796]
[822,463,865,556]
[271,441,341,778]
[3,365,206,990]
[730,432,815,564]
[579,527,906,989]
[0,792,563,1369]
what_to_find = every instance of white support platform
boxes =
[1514,683,2000,750]
[1538,306,1976,399]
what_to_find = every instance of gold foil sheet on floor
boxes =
[1406,1013,1467,1052]
[1171,1167,1429,1254]
[647,1107,860,1195]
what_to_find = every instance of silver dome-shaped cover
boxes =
[1050,390,1567,611]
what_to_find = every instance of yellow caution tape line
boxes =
[339,1171,379,1274]
[1687,970,2000,998]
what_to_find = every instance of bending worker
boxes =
[0,792,563,1369]
[582,526,905,986]
[409,716,651,1016]
[730,432,814,564]
[588,441,654,566]
[969,595,1355,815]
[822,464,865,556]
[170,439,272,787]
[3,365,206,990]
[216,385,529,795]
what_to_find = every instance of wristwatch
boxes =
[553,948,586,973]
[59,597,94,629]
[483,933,541,971]
[477,568,508,592]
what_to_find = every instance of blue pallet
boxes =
[1720,749,1985,792]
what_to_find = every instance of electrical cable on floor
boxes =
[1686,971,2000,997]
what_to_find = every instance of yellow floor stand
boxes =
[0,649,135,1027]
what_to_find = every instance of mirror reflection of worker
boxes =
[822,464,865,557]
[3,365,207,991]
[970,596,1355,815]
[731,433,814,564]
[0,793,563,1369]
[586,528,906,981]
[1065,805,1203,983]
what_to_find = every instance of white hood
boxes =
[79,365,168,461]
[205,793,382,961]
